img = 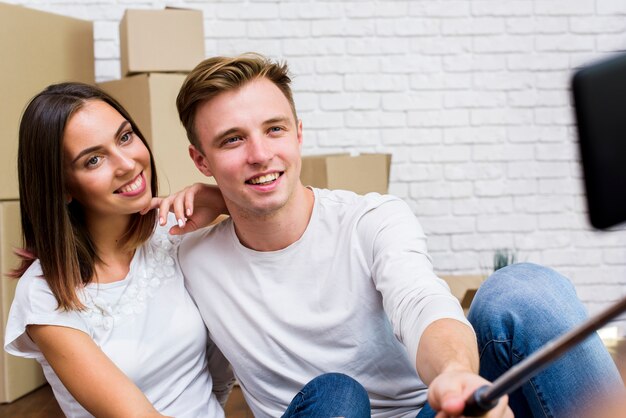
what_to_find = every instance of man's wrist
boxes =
[440,361,476,376]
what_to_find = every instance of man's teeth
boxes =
[248,173,279,185]
[117,175,143,193]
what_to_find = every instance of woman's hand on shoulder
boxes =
[140,183,227,235]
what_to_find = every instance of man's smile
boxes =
[246,171,282,185]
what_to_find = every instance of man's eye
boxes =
[224,136,242,145]
[269,127,282,133]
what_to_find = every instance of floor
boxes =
[1,339,624,418]
[224,385,254,418]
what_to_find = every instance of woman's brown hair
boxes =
[12,82,158,311]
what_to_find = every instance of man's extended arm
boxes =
[416,318,478,385]
[416,318,512,417]
[360,197,512,417]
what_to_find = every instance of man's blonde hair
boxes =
[177,53,297,149]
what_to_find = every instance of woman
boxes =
[3,82,230,418]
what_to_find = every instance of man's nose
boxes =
[246,136,273,165]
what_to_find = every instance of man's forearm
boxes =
[415,318,479,384]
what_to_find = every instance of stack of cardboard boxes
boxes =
[98,7,214,196]
[0,3,95,402]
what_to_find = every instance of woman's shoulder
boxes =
[5,259,90,358]
[13,260,74,315]
[19,258,43,279]
[14,260,50,299]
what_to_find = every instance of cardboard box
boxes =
[120,8,204,76]
[0,3,95,200]
[0,202,46,403]
[98,73,215,196]
[300,153,392,195]
[439,274,485,314]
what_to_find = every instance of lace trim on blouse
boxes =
[82,227,181,331]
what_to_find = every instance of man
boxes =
[167,53,622,417]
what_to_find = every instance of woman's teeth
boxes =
[117,174,143,193]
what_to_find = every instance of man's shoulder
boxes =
[314,188,405,214]
[311,189,414,235]
[180,218,232,251]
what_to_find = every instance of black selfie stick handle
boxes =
[462,295,626,416]
[462,385,498,416]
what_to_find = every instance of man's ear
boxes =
[296,119,303,148]
[189,144,213,177]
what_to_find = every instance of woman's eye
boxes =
[86,156,101,167]
[120,131,133,143]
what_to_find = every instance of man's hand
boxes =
[415,319,513,418]
[140,183,227,235]
[427,369,512,418]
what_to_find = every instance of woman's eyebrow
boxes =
[71,121,130,164]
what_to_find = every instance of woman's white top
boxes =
[4,219,224,418]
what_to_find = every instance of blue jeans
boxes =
[418,263,624,418]
[282,372,370,418]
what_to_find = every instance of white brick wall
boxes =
[8,0,626,329]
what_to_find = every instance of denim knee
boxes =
[307,372,364,389]
[283,373,370,418]
[466,263,624,418]
[469,263,584,322]
[468,263,588,346]
[310,372,370,409]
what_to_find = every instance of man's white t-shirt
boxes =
[180,188,470,418]
[5,219,225,418]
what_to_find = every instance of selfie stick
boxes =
[463,295,626,416]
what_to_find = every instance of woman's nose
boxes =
[114,150,136,175]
